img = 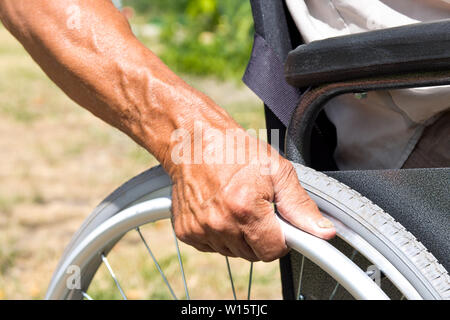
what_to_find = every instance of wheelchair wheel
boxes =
[45,163,449,300]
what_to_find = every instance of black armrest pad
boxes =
[285,19,450,87]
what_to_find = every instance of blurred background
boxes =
[0,0,282,299]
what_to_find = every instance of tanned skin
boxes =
[0,0,335,262]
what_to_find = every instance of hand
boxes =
[167,122,336,262]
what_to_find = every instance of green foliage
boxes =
[124,0,254,79]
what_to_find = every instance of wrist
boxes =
[137,89,238,178]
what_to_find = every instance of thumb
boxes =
[273,161,336,240]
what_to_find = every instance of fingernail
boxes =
[317,218,334,229]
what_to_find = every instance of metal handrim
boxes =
[46,195,423,300]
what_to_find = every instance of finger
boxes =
[200,212,259,260]
[173,217,215,253]
[225,235,260,262]
[192,243,215,253]
[207,240,237,257]
[242,200,289,262]
[274,162,336,240]
[202,227,238,257]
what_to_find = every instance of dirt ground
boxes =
[0,26,282,299]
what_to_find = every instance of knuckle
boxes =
[243,225,260,243]
[224,198,254,223]
[244,221,287,262]
[273,161,297,192]
[260,246,287,262]
[261,255,277,263]
[286,192,312,210]
[285,193,318,218]
[204,215,227,233]
[277,160,296,185]
[233,207,254,223]
[259,248,278,262]
[224,185,255,210]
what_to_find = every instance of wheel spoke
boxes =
[329,250,357,300]
[225,257,237,300]
[247,262,253,300]
[82,291,94,300]
[101,254,127,300]
[171,226,190,300]
[136,227,178,300]
[296,255,305,300]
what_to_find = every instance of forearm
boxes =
[0,0,233,171]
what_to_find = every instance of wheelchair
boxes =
[45,0,449,300]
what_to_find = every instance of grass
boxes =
[0,236,19,275]
[0,22,280,299]
[0,195,26,215]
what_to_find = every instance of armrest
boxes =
[285,19,450,87]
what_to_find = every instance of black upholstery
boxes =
[285,20,450,87]
[327,168,450,270]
